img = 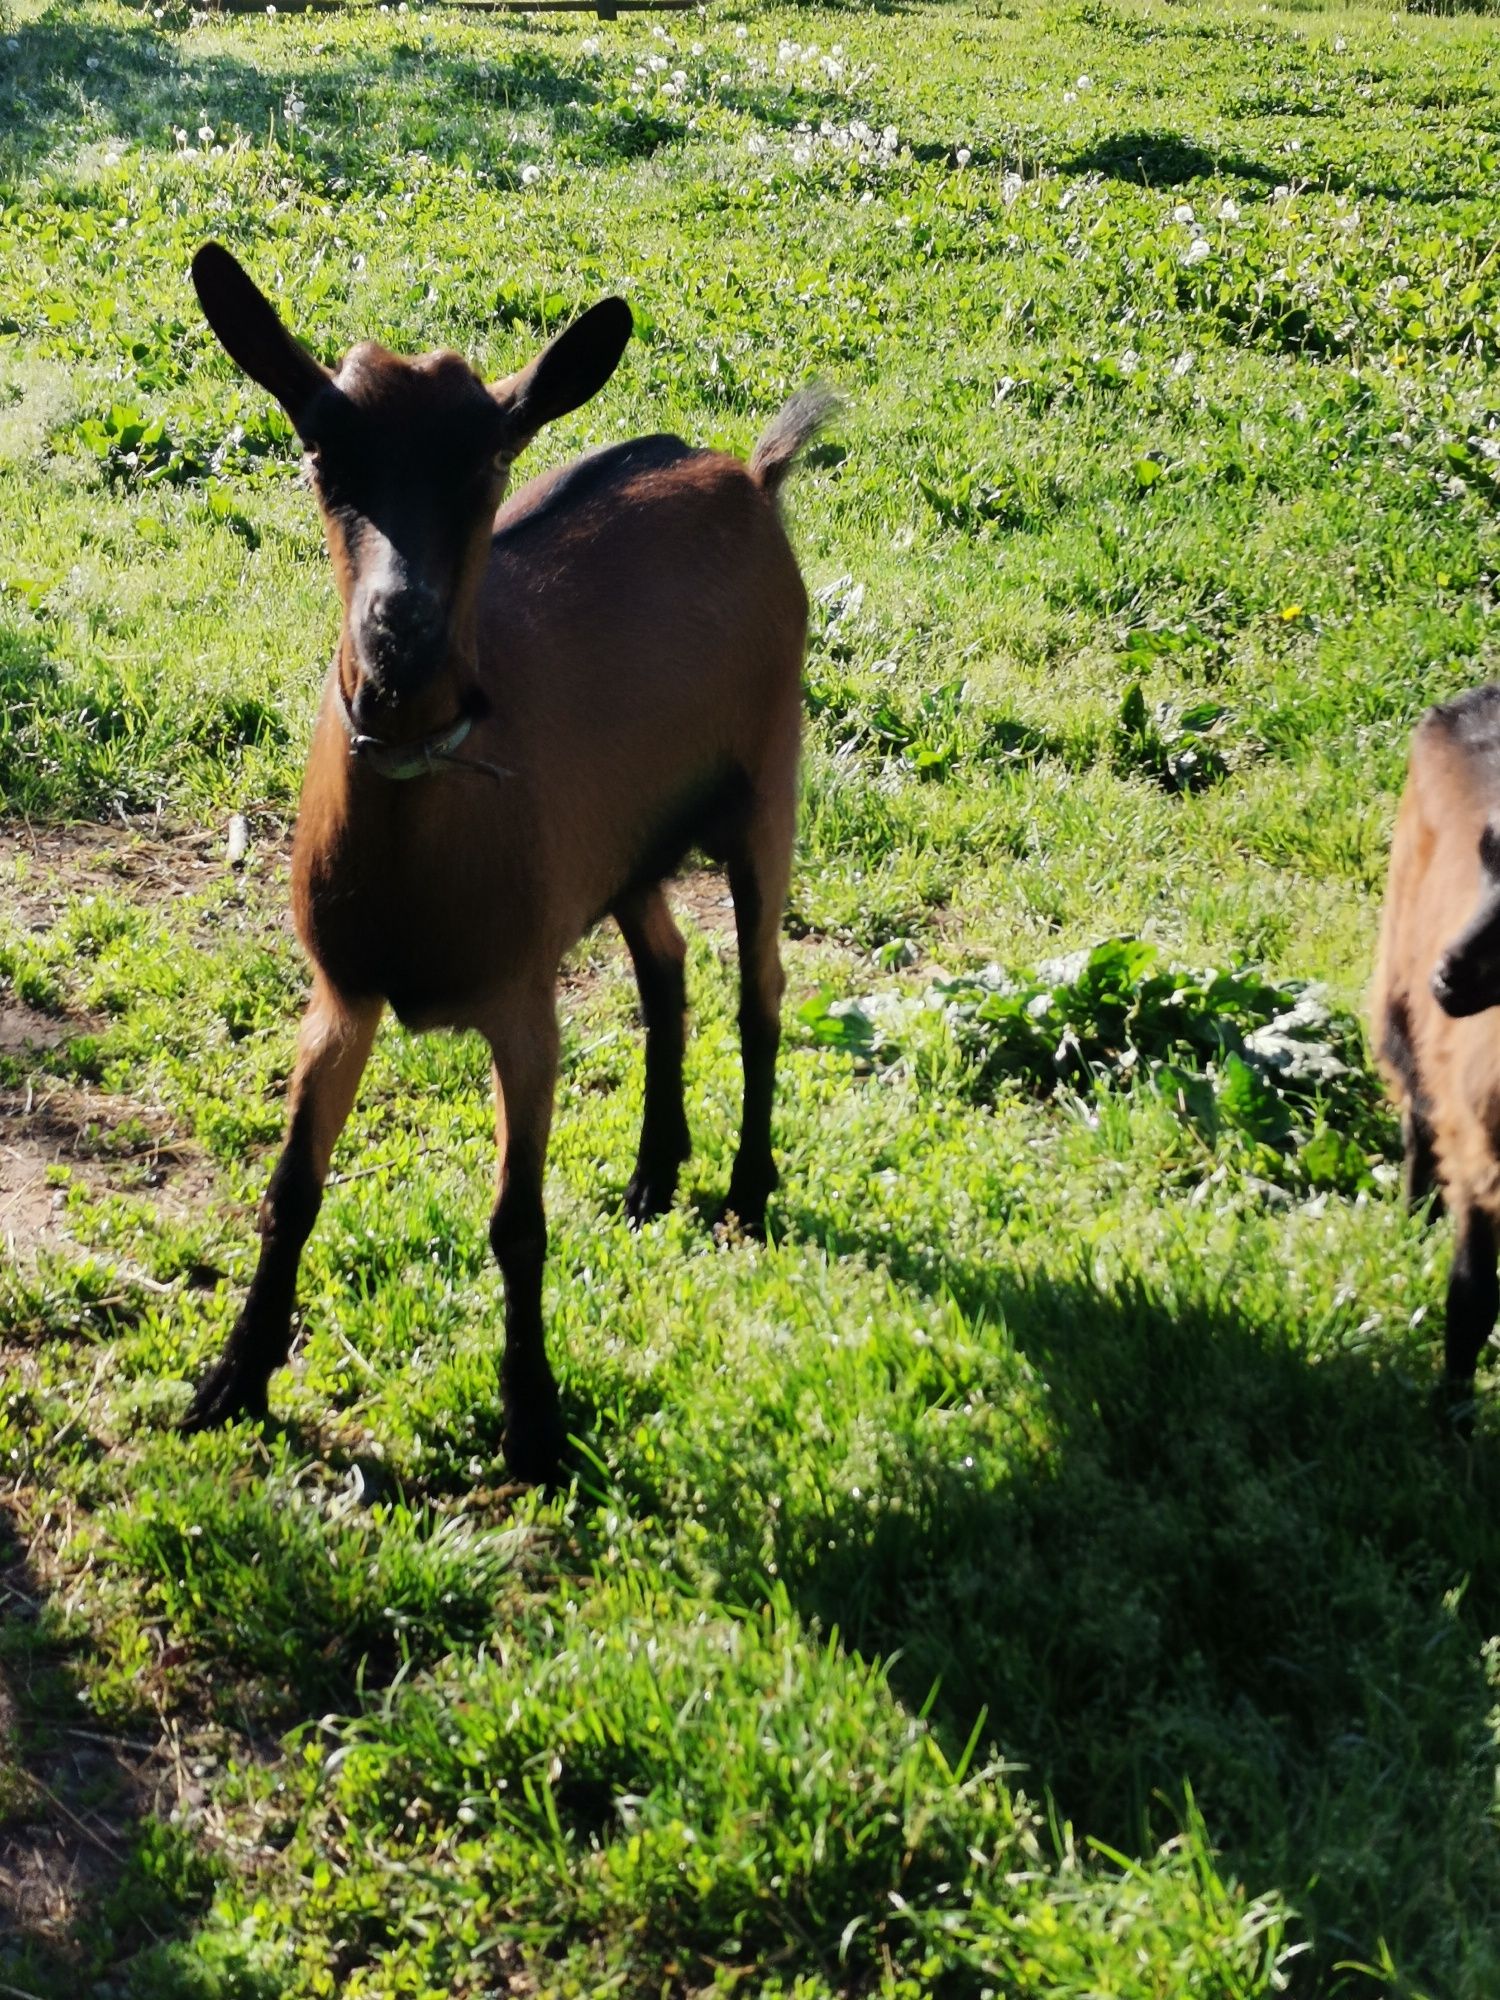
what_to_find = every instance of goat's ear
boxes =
[493,297,632,451]
[192,242,329,437]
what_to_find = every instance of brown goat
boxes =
[184,243,833,1480]
[1372,683,1500,1408]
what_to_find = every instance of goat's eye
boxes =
[491,451,510,477]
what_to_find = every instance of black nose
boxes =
[1432,956,1487,1019]
[356,584,445,689]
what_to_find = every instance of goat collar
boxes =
[335,680,510,783]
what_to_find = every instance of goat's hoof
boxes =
[501,1421,564,1487]
[501,1386,564,1486]
[718,1184,774,1242]
[180,1355,271,1433]
[624,1169,677,1228]
[720,1160,777,1242]
[1436,1375,1478,1442]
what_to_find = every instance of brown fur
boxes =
[1372,686,1500,1397]
[182,245,831,1479]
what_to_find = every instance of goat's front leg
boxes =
[183,980,381,1430]
[483,989,563,1483]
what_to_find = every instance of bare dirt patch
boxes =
[1,1081,214,1267]
[0,813,291,935]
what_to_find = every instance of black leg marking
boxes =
[1446,1205,1498,1391]
[614,887,691,1225]
[723,841,789,1238]
[182,991,379,1433]
[486,997,563,1484]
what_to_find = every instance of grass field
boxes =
[4,0,1500,1991]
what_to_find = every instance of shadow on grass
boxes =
[0,9,605,185]
[719,1204,1500,1994]
[1059,128,1478,206]
[0,1503,264,1998]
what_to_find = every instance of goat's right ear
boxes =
[192,243,328,437]
[493,297,632,451]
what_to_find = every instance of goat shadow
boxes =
[587,1192,1500,1994]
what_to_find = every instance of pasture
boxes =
[3,0,1500,1991]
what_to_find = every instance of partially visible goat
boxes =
[184,243,833,1480]
[1373,683,1500,1407]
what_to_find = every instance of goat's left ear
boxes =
[493,297,632,451]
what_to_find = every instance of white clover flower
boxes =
[881,124,899,151]
[86,55,101,71]
[1063,91,1076,104]
[1182,237,1211,266]
[265,3,276,15]
[580,35,599,54]
[1120,348,1140,374]
[691,40,704,55]
[1273,183,1290,199]
[672,67,686,82]
[198,122,214,142]
[647,52,668,72]
[791,143,811,166]
[1076,73,1091,89]
[520,162,542,185]
[1334,34,1347,51]
[1002,170,1023,202]
[1172,201,1194,223]
[735,23,748,38]
[956,146,972,167]
[1171,349,1195,376]
[1217,195,1240,222]
[746,134,767,155]
[662,80,679,96]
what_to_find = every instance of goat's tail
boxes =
[749,384,842,499]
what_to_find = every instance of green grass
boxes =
[4,0,1500,1992]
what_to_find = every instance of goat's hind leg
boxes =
[723,788,794,1238]
[483,988,564,1483]
[183,980,381,1430]
[614,885,691,1225]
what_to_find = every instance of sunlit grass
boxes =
[4,0,1500,1994]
